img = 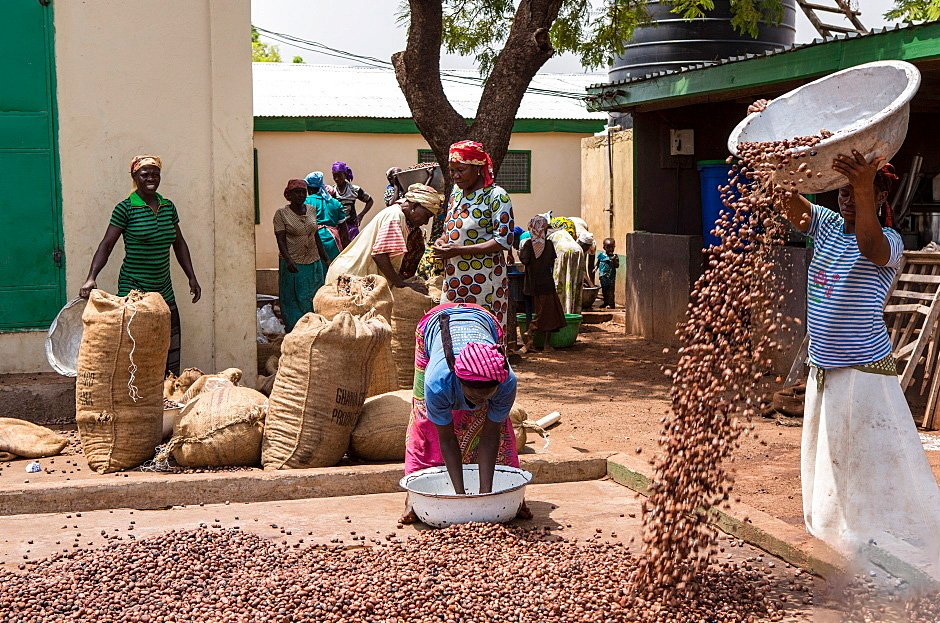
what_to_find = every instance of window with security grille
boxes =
[417,149,531,194]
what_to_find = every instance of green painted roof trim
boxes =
[253,116,605,134]
[586,22,940,112]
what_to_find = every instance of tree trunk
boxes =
[394,0,563,174]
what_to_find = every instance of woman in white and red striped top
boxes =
[325,184,443,290]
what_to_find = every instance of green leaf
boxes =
[886,0,940,21]
[251,26,282,63]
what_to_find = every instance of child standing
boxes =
[597,238,620,309]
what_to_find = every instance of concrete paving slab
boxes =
[0,452,611,517]
[607,452,848,580]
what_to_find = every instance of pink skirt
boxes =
[403,303,519,474]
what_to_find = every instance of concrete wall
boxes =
[581,130,633,305]
[253,131,589,268]
[0,1,257,382]
[625,233,703,345]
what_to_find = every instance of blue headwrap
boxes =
[305,171,325,190]
[305,171,333,200]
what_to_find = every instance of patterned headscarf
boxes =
[131,155,162,174]
[332,161,354,181]
[454,342,509,384]
[403,183,444,215]
[528,215,549,259]
[284,179,307,201]
[386,167,402,183]
[448,140,495,187]
[551,217,577,241]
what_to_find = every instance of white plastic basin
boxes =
[45,297,86,377]
[728,61,921,193]
[400,464,532,528]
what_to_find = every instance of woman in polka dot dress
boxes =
[432,141,515,334]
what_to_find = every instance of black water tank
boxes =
[609,0,797,82]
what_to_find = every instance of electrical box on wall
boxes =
[670,129,694,156]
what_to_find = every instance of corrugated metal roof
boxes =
[253,63,608,120]
[587,24,913,91]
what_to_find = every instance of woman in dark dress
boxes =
[518,215,565,353]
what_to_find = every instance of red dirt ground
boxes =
[512,322,940,527]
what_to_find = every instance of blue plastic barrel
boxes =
[697,160,735,249]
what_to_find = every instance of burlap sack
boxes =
[76,290,169,473]
[179,368,242,404]
[510,404,528,453]
[257,336,282,375]
[313,274,398,396]
[262,311,391,469]
[0,418,68,459]
[391,283,435,389]
[350,389,412,461]
[158,386,267,467]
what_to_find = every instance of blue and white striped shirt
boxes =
[806,205,904,369]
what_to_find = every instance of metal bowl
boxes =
[582,285,600,309]
[396,165,445,193]
[728,61,921,194]
[45,298,87,377]
[400,464,532,528]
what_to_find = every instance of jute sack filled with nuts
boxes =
[350,389,412,461]
[76,290,169,473]
[314,274,398,396]
[164,367,204,402]
[179,368,243,404]
[0,418,68,459]
[158,386,267,467]
[390,283,435,389]
[263,310,391,469]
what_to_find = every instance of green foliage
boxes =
[422,0,788,74]
[886,0,940,21]
[251,26,282,63]
[667,0,783,39]
[292,56,305,64]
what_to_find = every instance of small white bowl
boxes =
[400,464,532,528]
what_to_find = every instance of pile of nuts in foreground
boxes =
[0,524,811,623]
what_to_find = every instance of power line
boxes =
[254,26,590,101]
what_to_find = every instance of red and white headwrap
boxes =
[449,140,495,187]
[453,342,509,384]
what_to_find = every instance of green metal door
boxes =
[0,1,63,330]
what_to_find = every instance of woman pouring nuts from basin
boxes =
[750,98,940,579]
[401,303,531,524]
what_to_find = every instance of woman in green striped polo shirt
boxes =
[79,155,201,376]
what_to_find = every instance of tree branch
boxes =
[470,0,563,170]
[393,0,469,166]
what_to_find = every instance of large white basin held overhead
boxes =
[728,61,921,194]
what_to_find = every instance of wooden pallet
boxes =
[886,252,940,429]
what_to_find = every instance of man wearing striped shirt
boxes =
[764,126,940,576]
